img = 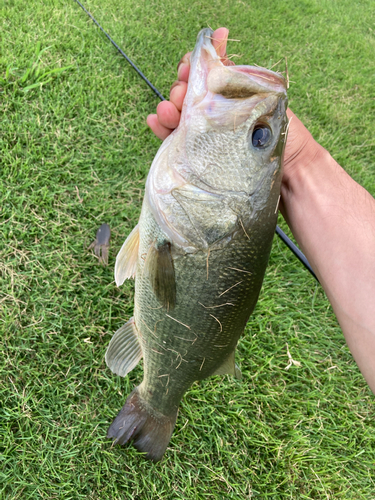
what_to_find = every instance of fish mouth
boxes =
[185,28,287,108]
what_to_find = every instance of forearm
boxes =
[280,121,375,393]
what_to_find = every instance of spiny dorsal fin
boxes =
[144,241,176,310]
[115,224,139,286]
[211,349,242,379]
[105,317,143,377]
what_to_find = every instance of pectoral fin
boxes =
[115,224,139,286]
[211,349,242,379]
[105,317,143,377]
[144,242,176,310]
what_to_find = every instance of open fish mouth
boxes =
[177,28,288,146]
[183,28,287,116]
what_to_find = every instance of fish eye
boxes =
[251,125,272,148]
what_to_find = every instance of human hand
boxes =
[146,27,234,141]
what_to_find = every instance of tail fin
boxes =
[107,388,178,462]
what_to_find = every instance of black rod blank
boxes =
[73,0,319,283]
[275,226,318,282]
[74,0,165,101]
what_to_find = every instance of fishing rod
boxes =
[73,0,319,283]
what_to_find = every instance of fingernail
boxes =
[177,63,185,80]
[170,80,181,92]
[177,58,183,72]
[177,53,191,80]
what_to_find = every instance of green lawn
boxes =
[1,0,374,498]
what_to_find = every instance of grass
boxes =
[1,0,374,498]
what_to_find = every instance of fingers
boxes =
[147,27,231,139]
[146,81,188,139]
[177,52,192,82]
[156,101,181,129]
[174,27,232,92]
[146,114,173,141]
[175,28,232,83]
[211,27,235,66]
[211,27,229,58]
[170,81,188,112]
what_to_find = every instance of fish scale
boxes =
[105,27,288,461]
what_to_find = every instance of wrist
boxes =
[282,109,324,192]
[279,126,337,256]
[282,141,331,199]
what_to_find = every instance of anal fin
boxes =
[144,241,176,310]
[115,224,139,286]
[211,349,242,379]
[105,317,143,377]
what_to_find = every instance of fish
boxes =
[105,28,288,462]
[89,223,111,265]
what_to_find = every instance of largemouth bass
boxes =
[106,28,288,461]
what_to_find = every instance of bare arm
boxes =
[281,111,375,393]
[148,29,375,393]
